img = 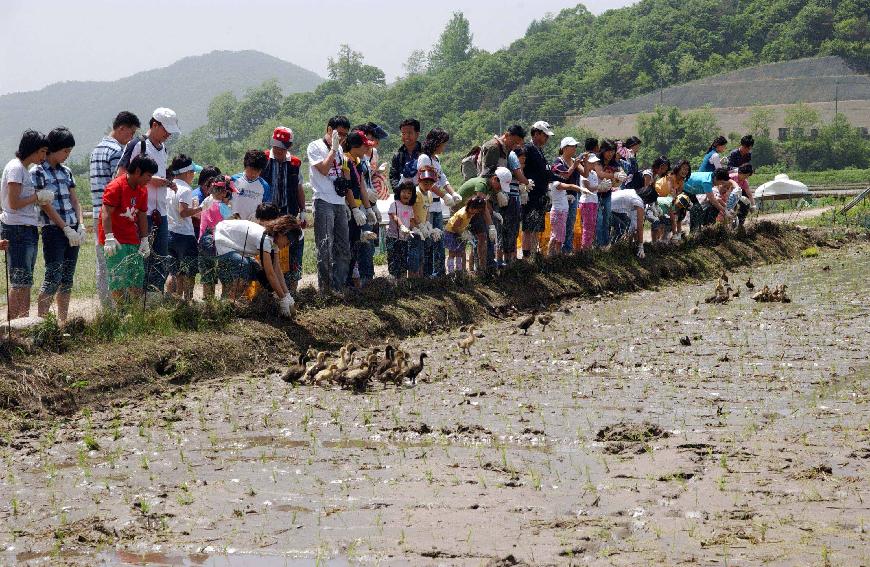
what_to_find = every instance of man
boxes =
[683,167,738,232]
[261,126,306,292]
[610,188,656,258]
[479,124,526,177]
[521,120,555,258]
[307,115,352,292]
[389,118,421,191]
[89,111,140,308]
[728,163,756,226]
[456,167,512,271]
[117,107,181,301]
[727,135,754,169]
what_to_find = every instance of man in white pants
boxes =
[88,111,140,307]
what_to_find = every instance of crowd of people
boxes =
[0,108,760,323]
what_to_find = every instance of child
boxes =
[578,151,600,250]
[386,181,417,279]
[231,150,271,221]
[166,154,201,301]
[198,175,236,299]
[191,165,221,237]
[98,155,157,303]
[444,196,486,273]
[551,137,583,254]
[548,179,569,257]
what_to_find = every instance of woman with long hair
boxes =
[699,136,727,172]
[417,128,458,277]
[590,139,625,247]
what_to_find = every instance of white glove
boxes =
[367,188,379,204]
[492,211,503,224]
[520,191,529,205]
[298,211,307,225]
[191,197,200,209]
[527,179,535,189]
[399,224,412,236]
[567,194,576,204]
[637,243,645,259]
[615,171,628,182]
[365,208,377,225]
[352,207,366,226]
[36,189,54,205]
[599,179,613,191]
[739,196,751,206]
[496,192,509,208]
[361,230,378,243]
[63,226,81,247]
[138,237,151,257]
[488,225,497,242]
[460,230,473,243]
[104,233,120,257]
[750,204,757,212]
[77,224,87,244]
[331,129,340,149]
[279,294,295,318]
[441,193,454,207]
[431,228,443,242]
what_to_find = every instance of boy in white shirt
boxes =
[166,154,201,300]
[231,150,271,221]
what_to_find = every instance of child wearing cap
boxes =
[444,196,486,273]
[386,181,418,279]
[231,150,272,221]
[412,167,440,278]
[551,137,583,254]
[166,154,201,301]
[578,148,600,250]
[198,175,236,299]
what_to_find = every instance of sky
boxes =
[1,0,636,96]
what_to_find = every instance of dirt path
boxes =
[758,205,834,223]
[2,242,868,565]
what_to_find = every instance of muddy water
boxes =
[2,244,868,566]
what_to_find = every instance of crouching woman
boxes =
[213,215,300,318]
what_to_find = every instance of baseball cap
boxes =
[271,126,294,149]
[585,153,600,163]
[495,167,512,192]
[532,120,554,137]
[560,136,579,149]
[371,123,389,140]
[152,108,181,135]
[418,168,438,181]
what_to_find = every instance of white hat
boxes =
[152,107,181,135]
[495,167,512,192]
[585,153,600,163]
[532,120,554,136]
[560,136,579,149]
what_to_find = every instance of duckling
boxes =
[373,345,396,379]
[313,363,339,385]
[380,351,407,386]
[340,362,370,388]
[689,300,700,315]
[732,287,741,298]
[745,276,755,290]
[779,284,791,303]
[458,326,477,355]
[281,353,309,383]
[402,353,429,385]
[336,345,359,372]
[537,313,553,331]
[720,270,729,284]
[304,351,329,380]
[710,287,731,304]
[680,336,692,346]
[715,278,725,296]
[752,285,771,302]
[517,311,537,335]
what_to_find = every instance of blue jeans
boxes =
[40,224,80,295]
[425,211,445,277]
[146,213,169,293]
[407,235,424,274]
[562,194,578,253]
[1,223,38,288]
[596,191,612,247]
[217,251,253,285]
[198,234,220,285]
[610,212,632,242]
[285,233,304,286]
[348,221,375,286]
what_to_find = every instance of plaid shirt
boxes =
[32,160,77,227]
[88,136,123,208]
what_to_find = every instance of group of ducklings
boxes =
[704,272,790,304]
[282,344,428,392]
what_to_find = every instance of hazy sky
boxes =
[1,0,636,96]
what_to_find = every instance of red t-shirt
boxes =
[98,176,147,245]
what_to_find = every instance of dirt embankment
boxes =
[0,222,859,418]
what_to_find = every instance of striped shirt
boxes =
[33,160,77,227]
[89,136,123,208]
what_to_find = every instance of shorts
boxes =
[1,223,39,288]
[168,232,199,276]
[443,231,465,252]
[470,213,488,236]
[40,224,80,295]
[521,201,547,233]
[549,209,569,244]
[198,233,220,285]
[106,243,145,292]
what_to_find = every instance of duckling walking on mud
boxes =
[458,326,477,355]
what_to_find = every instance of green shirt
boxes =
[457,176,492,207]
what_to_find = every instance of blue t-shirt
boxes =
[683,172,714,195]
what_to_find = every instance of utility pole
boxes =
[834,80,839,118]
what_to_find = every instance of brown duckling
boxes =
[282,352,309,383]
[402,353,428,385]
[458,326,476,355]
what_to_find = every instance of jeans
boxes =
[425,211,445,277]
[348,220,375,286]
[407,235,424,273]
[146,213,169,293]
[596,191,612,247]
[93,207,111,308]
[285,233,305,286]
[1,223,38,288]
[610,212,632,242]
[562,194,578,253]
[313,200,351,292]
[40,224,80,295]
[386,237,409,278]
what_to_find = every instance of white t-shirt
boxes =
[0,159,38,226]
[611,189,644,215]
[121,137,168,215]
[549,181,569,212]
[231,174,270,221]
[167,179,195,236]
[214,219,274,257]
[580,170,599,204]
[307,138,345,205]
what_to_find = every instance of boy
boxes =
[342,131,377,287]
[456,168,512,271]
[231,150,271,221]
[99,155,158,302]
[166,154,201,301]
[727,135,754,169]
[683,168,738,232]
[728,163,756,226]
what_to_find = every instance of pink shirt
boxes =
[387,201,414,240]
[199,201,231,240]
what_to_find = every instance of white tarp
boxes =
[754,174,812,201]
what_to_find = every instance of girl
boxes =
[34,127,85,324]
[578,151,600,250]
[551,137,583,254]
[699,136,727,172]
[166,154,201,301]
[198,175,236,299]
[1,130,50,320]
[548,179,570,257]
[418,128,459,277]
[444,196,486,273]
[591,139,626,247]
[386,181,417,280]
[214,216,299,317]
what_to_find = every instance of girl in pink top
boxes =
[198,177,236,240]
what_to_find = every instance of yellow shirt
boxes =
[413,187,433,225]
[654,176,671,197]
[446,206,474,234]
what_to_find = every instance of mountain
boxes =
[0,50,323,160]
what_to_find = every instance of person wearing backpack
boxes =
[389,118,422,191]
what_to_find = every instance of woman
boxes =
[214,215,301,317]
[699,136,727,172]
[34,127,85,324]
[417,128,458,277]
[591,139,625,247]
[0,130,51,320]
[551,137,583,254]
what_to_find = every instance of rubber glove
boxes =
[36,189,54,205]
[496,192,508,208]
[104,233,120,257]
[138,237,151,257]
[63,226,81,247]
[352,207,366,226]
[279,294,295,318]
[488,225,497,242]
[365,208,377,225]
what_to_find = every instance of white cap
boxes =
[152,107,181,135]
[560,136,579,149]
[586,153,600,163]
[532,120,554,136]
[495,167,512,192]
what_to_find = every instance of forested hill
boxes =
[0,50,323,160]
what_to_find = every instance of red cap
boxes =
[271,127,294,149]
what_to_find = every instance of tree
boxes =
[232,80,283,139]
[744,107,774,138]
[327,44,386,85]
[403,49,429,76]
[427,12,475,73]
[207,91,238,140]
